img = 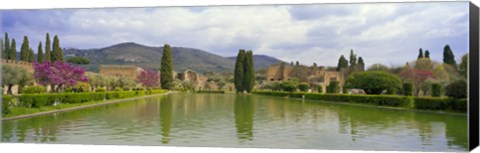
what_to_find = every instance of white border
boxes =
[0,0,479,153]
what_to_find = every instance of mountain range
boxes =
[63,42,283,73]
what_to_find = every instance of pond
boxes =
[0,93,468,151]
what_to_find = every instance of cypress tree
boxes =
[4,33,10,59]
[417,48,423,59]
[234,49,246,92]
[358,56,365,71]
[443,45,457,69]
[290,61,294,66]
[244,50,255,93]
[349,49,357,68]
[10,39,17,60]
[28,48,35,63]
[337,55,348,71]
[295,61,300,66]
[45,33,51,62]
[52,35,64,61]
[37,42,44,63]
[160,44,174,90]
[20,36,30,62]
[0,39,3,59]
[425,50,430,58]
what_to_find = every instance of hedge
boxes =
[253,91,413,108]
[197,90,226,94]
[253,91,467,112]
[7,90,167,109]
[413,97,449,110]
[2,95,14,115]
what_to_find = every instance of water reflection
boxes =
[0,94,468,151]
[234,95,254,141]
[159,96,172,144]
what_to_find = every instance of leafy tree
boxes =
[445,80,467,98]
[234,49,246,92]
[160,44,174,90]
[20,36,30,62]
[357,56,365,71]
[443,45,457,69]
[367,63,389,71]
[37,42,44,63]
[33,61,88,92]
[51,35,64,62]
[67,56,90,65]
[399,68,435,96]
[4,33,10,59]
[425,50,430,58]
[295,61,300,66]
[414,58,434,70]
[9,39,17,60]
[337,55,348,71]
[298,82,309,92]
[402,82,414,96]
[280,80,298,92]
[244,50,255,92]
[45,33,51,62]
[417,48,423,59]
[116,76,136,89]
[345,71,402,94]
[2,65,34,94]
[459,53,468,78]
[349,49,357,68]
[138,69,160,88]
[431,83,442,97]
[28,48,35,63]
[326,80,340,93]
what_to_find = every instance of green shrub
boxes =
[451,99,467,112]
[123,87,131,91]
[386,88,397,95]
[445,80,467,98]
[75,82,91,92]
[318,86,323,93]
[2,95,13,115]
[326,81,339,93]
[21,86,47,94]
[298,82,309,92]
[403,82,414,96]
[431,83,442,97]
[280,80,298,92]
[345,71,402,94]
[96,87,107,92]
[114,87,123,91]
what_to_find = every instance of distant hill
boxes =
[63,42,283,73]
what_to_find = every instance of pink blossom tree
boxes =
[137,69,160,88]
[33,61,88,92]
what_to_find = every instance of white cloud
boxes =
[1,2,469,67]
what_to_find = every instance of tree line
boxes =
[2,32,64,63]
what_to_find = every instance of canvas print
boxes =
[0,1,473,152]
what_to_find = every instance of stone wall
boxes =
[1,59,34,73]
[99,65,143,80]
[266,63,345,93]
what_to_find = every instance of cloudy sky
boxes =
[0,2,469,67]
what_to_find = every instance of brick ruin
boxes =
[266,63,345,93]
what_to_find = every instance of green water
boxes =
[0,93,468,151]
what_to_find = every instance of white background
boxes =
[0,0,479,153]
